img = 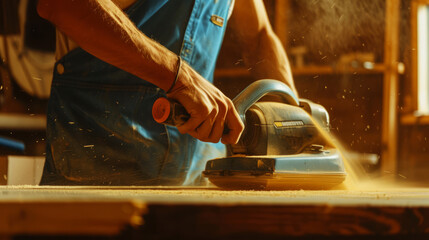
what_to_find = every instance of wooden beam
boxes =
[2,186,429,238]
[0,200,146,236]
[381,0,401,175]
[410,0,420,113]
[0,114,46,130]
[215,64,388,78]
[144,204,429,238]
[273,0,290,47]
[0,156,7,185]
[401,114,429,125]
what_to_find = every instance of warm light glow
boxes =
[417,5,429,114]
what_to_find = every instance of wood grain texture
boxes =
[381,0,400,174]
[0,199,146,236]
[1,186,429,239]
[142,205,429,238]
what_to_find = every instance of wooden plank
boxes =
[1,186,429,238]
[0,200,146,236]
[0,114,46,130]
[215,64,388,78]
[142,204,429,238]
[401,114,429,125]
[292,64,387,75]
[410,0,420,113]
[4,186,429,207]
[381,0,400,175]
[273,0,289,47]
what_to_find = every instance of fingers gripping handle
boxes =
[152,97,230,134]
[152,79,297,132]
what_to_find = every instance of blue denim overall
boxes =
[41,0,233,186]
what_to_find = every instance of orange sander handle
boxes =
[152,97,190,126]
[152,97,229,134]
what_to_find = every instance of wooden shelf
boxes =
[214,63,390,78]
[0,113,46,130]
[292,63,387,76]
[400,113,429,125]
[0,197,146,236]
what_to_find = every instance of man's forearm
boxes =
[245,28,297,95]
[37,0,178,91]
[228,0,298,96]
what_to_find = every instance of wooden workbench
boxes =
[1,185,429,239]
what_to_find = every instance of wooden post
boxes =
[0,156,7,185]
[410,1,419,113]
[274,0,290,47]
[381,0,400,175]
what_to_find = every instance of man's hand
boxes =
[37,0,244,144]
[167,61,244,145]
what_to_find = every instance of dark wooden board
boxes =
[1,186,429,239]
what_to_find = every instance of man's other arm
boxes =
[227,0,298,96]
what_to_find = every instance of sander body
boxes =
[153,79,346,190]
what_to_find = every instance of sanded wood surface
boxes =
[1,186,429,239]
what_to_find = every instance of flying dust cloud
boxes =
[289,0,386,63]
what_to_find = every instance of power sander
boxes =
[153,79,346,190]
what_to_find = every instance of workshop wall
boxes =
[216,0,429,182]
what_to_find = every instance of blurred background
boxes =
[0,0,428,185]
